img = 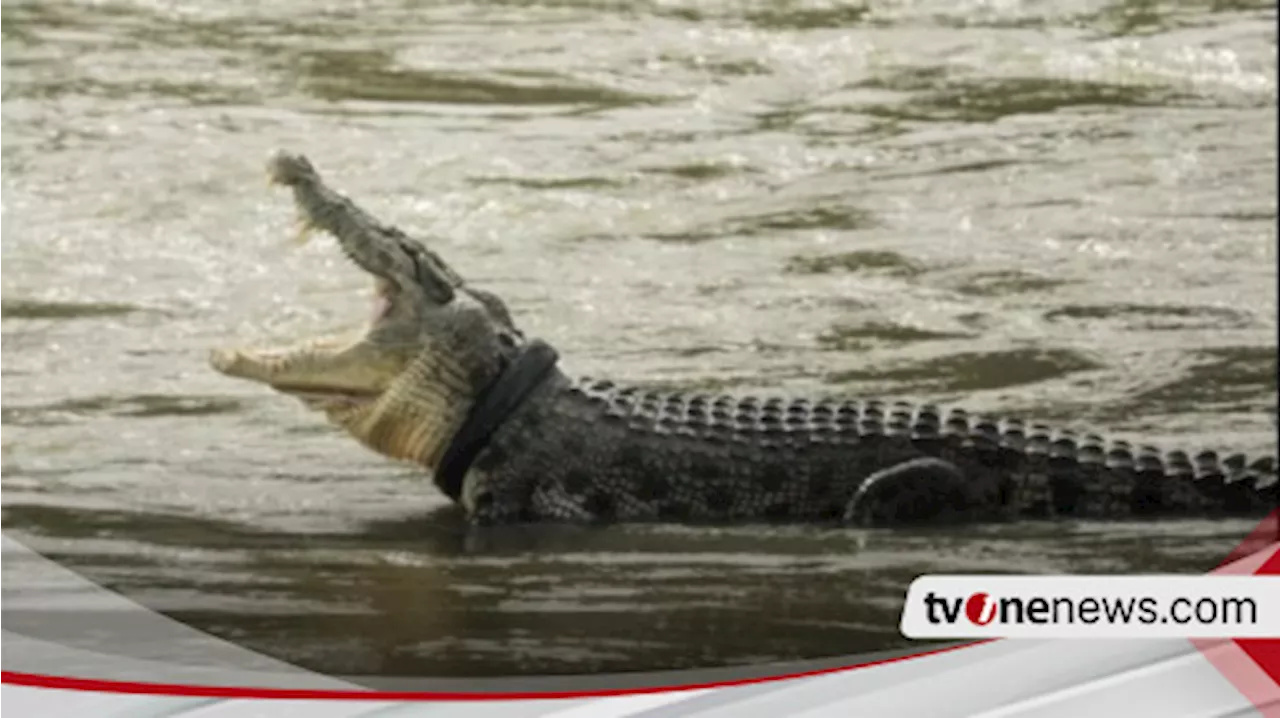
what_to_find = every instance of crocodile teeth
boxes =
[372,278,393,322]
[292,216,317,246]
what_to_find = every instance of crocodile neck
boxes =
[434,339,560,501]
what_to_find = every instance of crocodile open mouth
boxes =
[212,151,479,416]
[209,170,412,405]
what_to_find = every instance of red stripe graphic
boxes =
[1194,510,1280,715]
[1232,541,1280,694]
[0,641,990,701]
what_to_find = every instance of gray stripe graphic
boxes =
[2,534,364,690]
[4,532,978,692]
[625,678,809,718]
[103,699,225,718]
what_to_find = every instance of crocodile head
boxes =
[210,152,522,469]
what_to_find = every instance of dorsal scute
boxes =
[562,377,1280,495]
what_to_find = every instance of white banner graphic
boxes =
[900,575,1280,639]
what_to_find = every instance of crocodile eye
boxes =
[497,332,517,349]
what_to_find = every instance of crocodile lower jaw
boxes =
[268,383,381,405]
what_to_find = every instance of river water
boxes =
[2,0,1276,678]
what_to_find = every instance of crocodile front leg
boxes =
[465,474,597,525]
[842,458,971,527]
[528,483,597,523]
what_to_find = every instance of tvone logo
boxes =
[964,592,997,626]
[921,590,1004,626]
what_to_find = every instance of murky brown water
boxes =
[2,0,1277,678]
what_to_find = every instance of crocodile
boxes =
[210,152,1279,528]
